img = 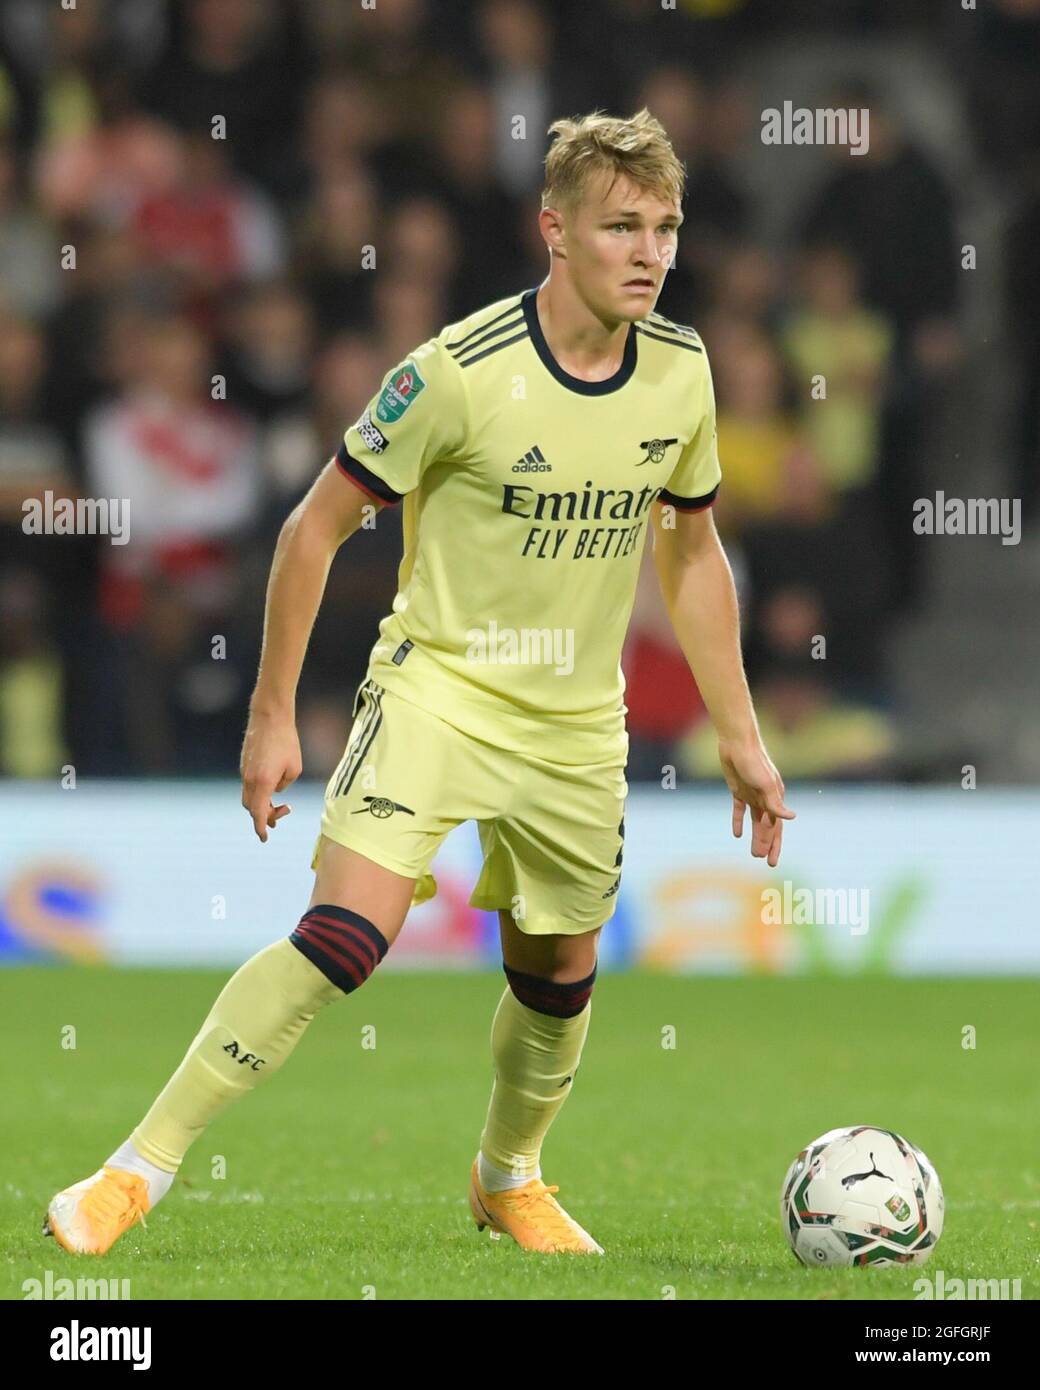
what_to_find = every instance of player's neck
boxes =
[536,277,630,382]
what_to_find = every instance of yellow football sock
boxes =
[478,983,592,1182]
[132,938,343,1172]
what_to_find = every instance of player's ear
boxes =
[539,205,567,258]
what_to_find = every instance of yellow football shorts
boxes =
[311,680,627,935]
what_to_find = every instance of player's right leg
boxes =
[43,840,414,1256]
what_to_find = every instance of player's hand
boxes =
[240,709,303,842]
[718,735,795,868]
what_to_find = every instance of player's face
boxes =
[566,173,682,322]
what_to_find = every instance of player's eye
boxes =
[611,222,631,233]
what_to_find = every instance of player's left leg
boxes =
[469,914,604,1253]
[467,751,626,1254]
[487,910,600,1187]
[483,910,599,1170]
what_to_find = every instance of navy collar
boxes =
[522,286,637,395]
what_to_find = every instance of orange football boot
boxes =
[468,1158,604,1254]
[44,1166,150,1255]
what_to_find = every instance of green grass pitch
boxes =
[2,969,1037,1300]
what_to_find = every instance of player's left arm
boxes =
[650,498,795,866]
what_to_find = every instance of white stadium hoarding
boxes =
[0,782,1037,974]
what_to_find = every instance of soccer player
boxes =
[45,108,793,1256]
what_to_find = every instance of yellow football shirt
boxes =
[335,285,722,764]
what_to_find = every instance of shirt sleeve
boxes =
[658,351,722,512]
[334,338,467,505]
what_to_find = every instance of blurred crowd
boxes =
[1,0,1038,784]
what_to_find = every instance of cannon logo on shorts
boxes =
[351,795,415,819]
[375,362,427,423]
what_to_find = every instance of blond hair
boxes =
[541,107,685,216]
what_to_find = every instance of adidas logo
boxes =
[512,444,551,472]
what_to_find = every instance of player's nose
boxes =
[634,230,660,266]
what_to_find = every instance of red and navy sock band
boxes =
[503,963,597,1018]
[290,904,390,994]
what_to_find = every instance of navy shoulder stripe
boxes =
[635,324,703,353]
[648,312,701,341]
[452,327,529,368]
[444,297,524,353]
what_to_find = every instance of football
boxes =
[780,1126,944,1268]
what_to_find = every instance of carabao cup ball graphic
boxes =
[780,1126,944,1268]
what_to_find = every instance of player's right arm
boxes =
[242,339,466,840]
[240,462,381,842]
